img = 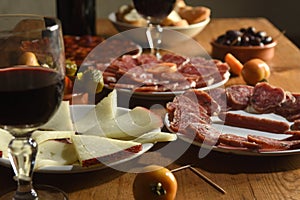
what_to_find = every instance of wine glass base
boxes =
[0,185,68,200]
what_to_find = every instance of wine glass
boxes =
[132,0,176,58]
[0,14,67,200]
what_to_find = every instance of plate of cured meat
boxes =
[165,82,300,156]
[97,53,230,100]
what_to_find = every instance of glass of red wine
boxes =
[132,0,176,57]
[0,14,67,200]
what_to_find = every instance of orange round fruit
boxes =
[133,165,177,200]
[242,58,270,85]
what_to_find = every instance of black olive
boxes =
[262,36,273,44]
[256,31,267,38]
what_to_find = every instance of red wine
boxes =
[0,66,64,127]
[133,0,176,19]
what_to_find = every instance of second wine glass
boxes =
[132,0,176,57]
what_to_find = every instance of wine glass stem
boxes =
[146,21,163,58]
[8,137,38,200]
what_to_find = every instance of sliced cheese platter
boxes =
[0,90,177,173]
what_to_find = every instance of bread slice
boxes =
[72,135,142,167]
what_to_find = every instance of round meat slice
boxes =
[249,82,286,113]
[226,85,254,110]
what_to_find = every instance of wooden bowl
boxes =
[211,41,277,63]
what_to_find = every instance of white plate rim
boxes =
[0,106,156,173]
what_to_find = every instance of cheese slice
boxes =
[133,131,177,144]
[83,106,163,139]
[40,101,74,131]
[32,130,75,144]
[72,135,142,167]
[74,90,117,133]
[0,129,14,158]
[35,140,77,169]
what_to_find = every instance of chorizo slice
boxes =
[218,112,290,134]
[218,134,260,149]
[247,135,300,150]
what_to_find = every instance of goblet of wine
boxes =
[132,0,176,57]
[0,14,67,200]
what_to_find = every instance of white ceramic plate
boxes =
[165,110,300,156]
[0,106,155,173]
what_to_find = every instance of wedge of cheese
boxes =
[133,131,177,144]
[32,130,75,144]
[74,90,117,133]
[40,101,74,131]
[35,140,78,169]
[72,135,142,167]
[0,129,13,158]
[83,106,163,139]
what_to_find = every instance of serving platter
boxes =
[0,106,156,174]
[165,110,300,156]
[110,71,230,101]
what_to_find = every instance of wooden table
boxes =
[1,18,300,200]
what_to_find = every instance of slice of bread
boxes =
[72,135,142,167]
[178,6,211,24]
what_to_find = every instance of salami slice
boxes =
[249,82,286,113]
[184,123,221,145]
[166,95,211,132]
[218,134,260,149]
[226,85,254,110]
[247,135,300,151]
[209,88,227,112]
[275,93,300,121]
[291,119,300,130]
[183,89,220,116]
[218,112,290,134]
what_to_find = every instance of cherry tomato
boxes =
[64,76,73,95]
[241,58,270,85]
[133,165,177,200]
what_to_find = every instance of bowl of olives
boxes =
[211,27,277,63]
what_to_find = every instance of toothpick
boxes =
[189,166,226,194]
[170,165,191,173]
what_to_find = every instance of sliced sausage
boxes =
[218,112,290,134]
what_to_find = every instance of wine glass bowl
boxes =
[0,14,67,200]
[133,0,176,24]
[132,0,176,57]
